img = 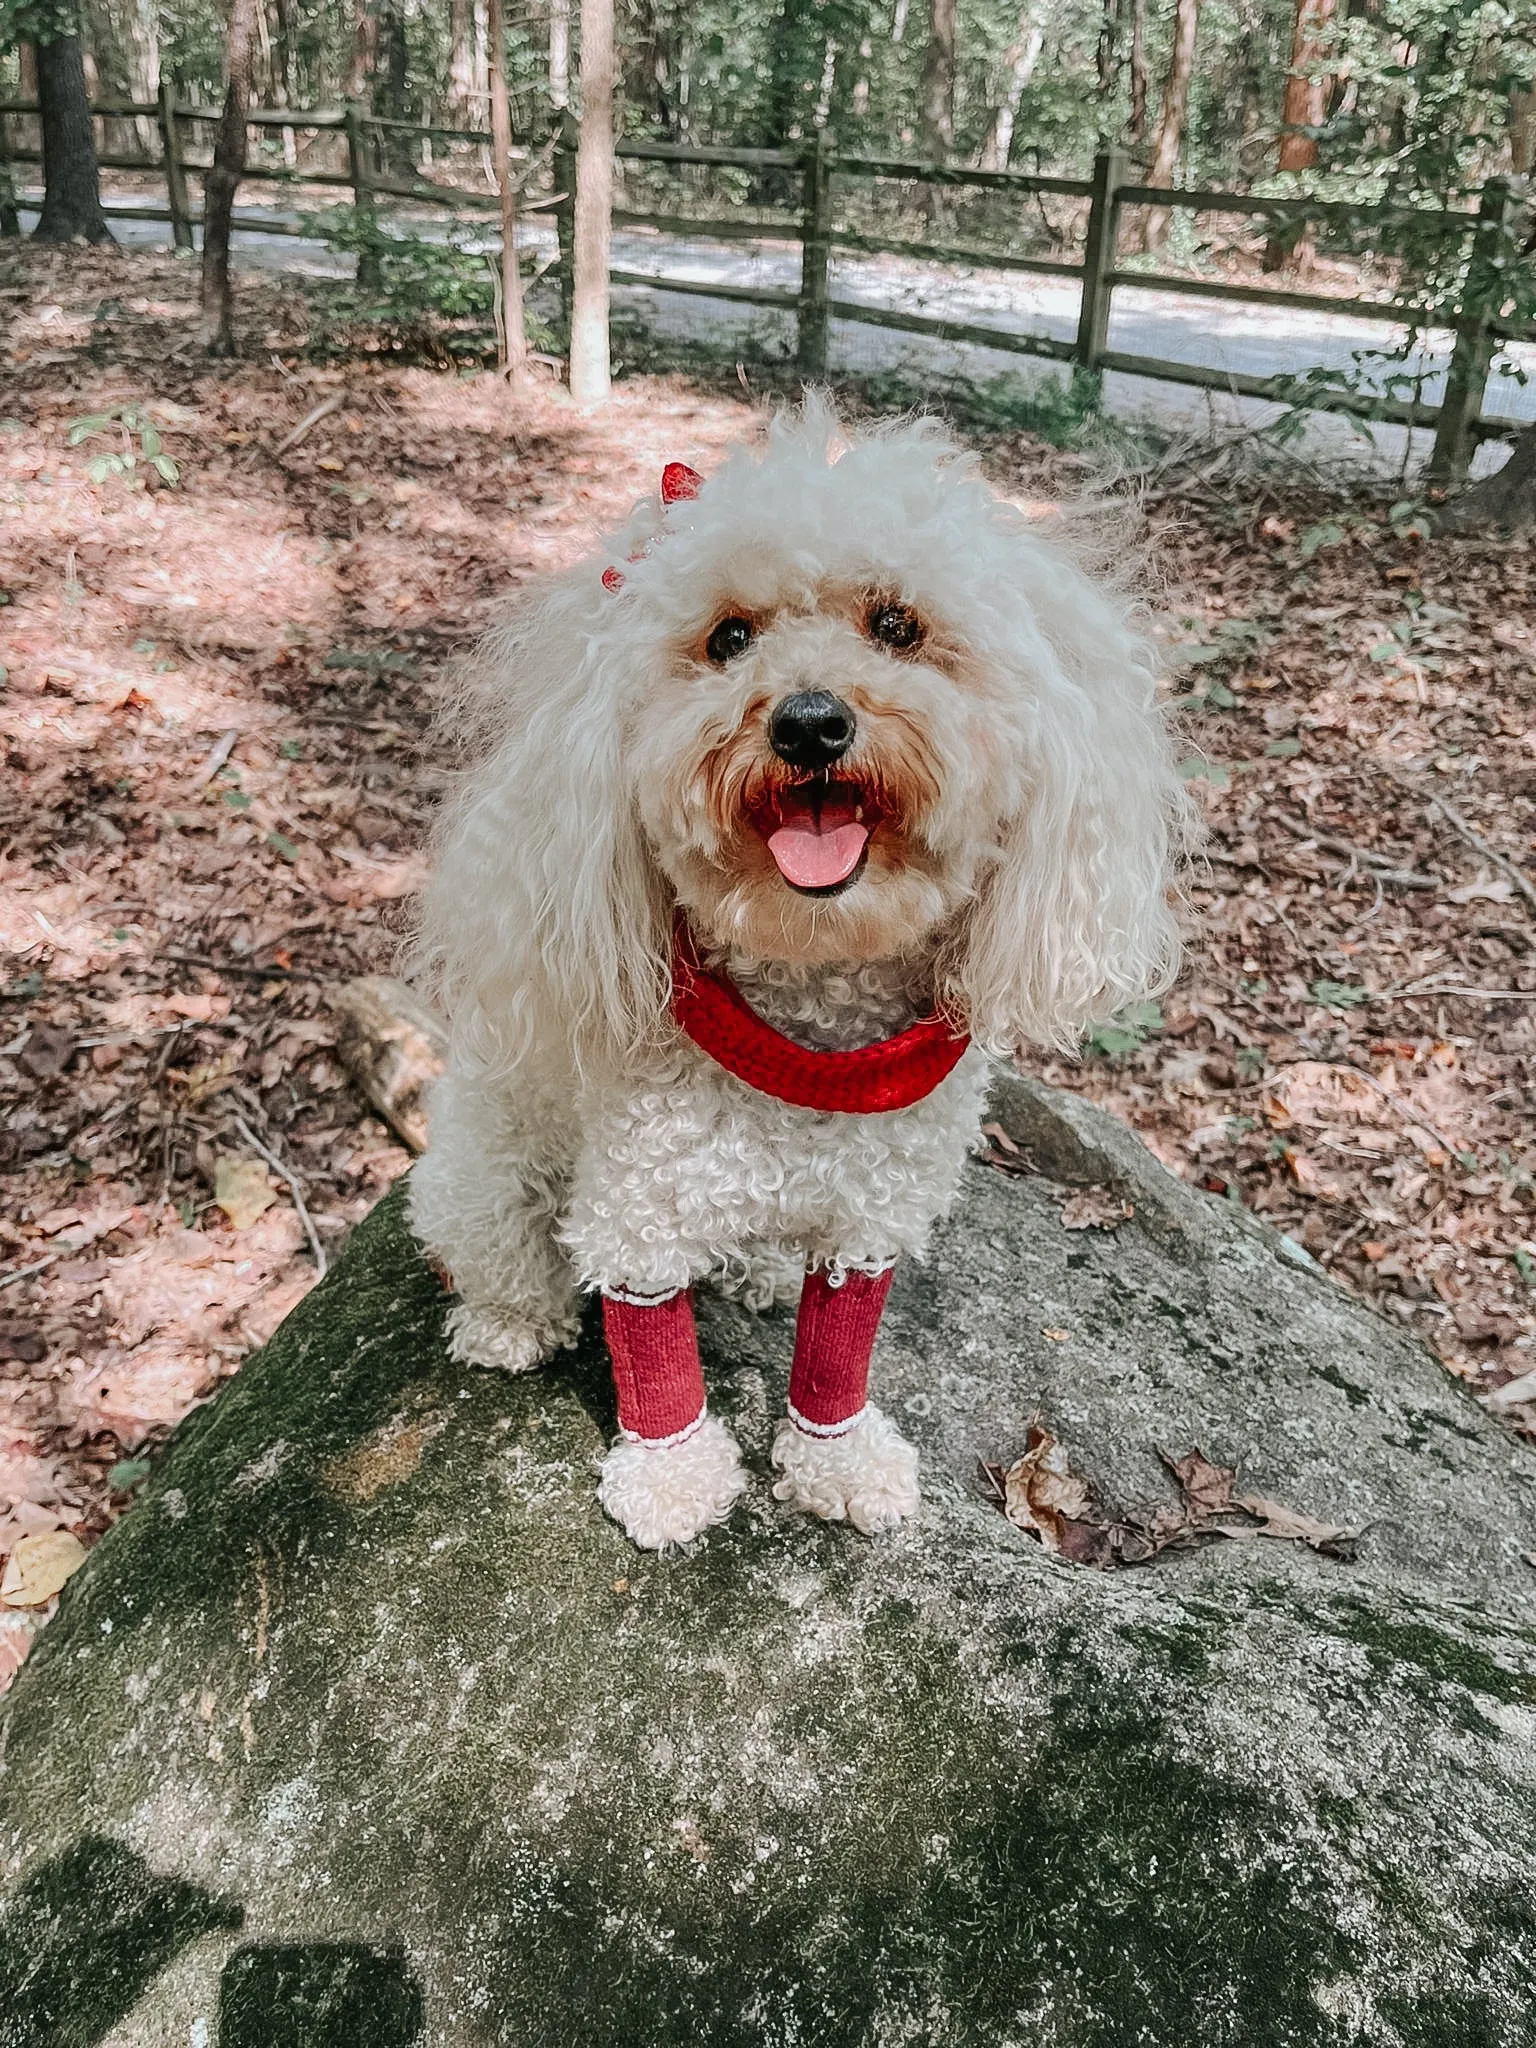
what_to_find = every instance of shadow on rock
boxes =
[0,1833,242,2048]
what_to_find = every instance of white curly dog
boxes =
[410,402,1183,1551]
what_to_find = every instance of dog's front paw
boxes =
[770,1405,920,1535]
[446,1301,577,1374]
[597,1413,749,1551]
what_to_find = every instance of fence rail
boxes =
[1,94,1528,478]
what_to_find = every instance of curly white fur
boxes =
[597,1412,749,1550]
[408,400,1186,1542]
[771,1405,921,1535]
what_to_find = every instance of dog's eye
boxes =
[865,601,925,653]
[706,615,755,665]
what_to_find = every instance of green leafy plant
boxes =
[301,207,557,362]
[1308,980,1372,1010]
[1084,1000,1164,1060]
[66,404,179,486]
[1177,757,1231,788]
[1171,619,1272,712]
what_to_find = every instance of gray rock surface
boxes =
[3,1074,1535,2048]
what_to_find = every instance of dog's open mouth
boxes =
[757,778,875,895]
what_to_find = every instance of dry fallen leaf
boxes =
[998,1426,1090,1533]
[18,1023,76,1079]
[1161,1446,1235,1518]
[0,1529,88,1608]
[0,1322,47,1365]
[1444,874,1515,905]
[978,1122,1032,1175]
[1060,1185,1135,1231]
[986,1426,1122,1567]
[176,1054,241,1106]
[1486,1369,1536,1411]
[213,1156,278,1230]
[164,990,230,1023]
[1232,1493,1360,1559]
[987,1434,1360,1570]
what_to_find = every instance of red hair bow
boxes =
[602,463,704,591]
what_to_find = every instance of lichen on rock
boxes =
[2,1077,1535,2046]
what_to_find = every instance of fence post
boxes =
[0,109,19,238]
[554,106,578,339]
[798,126,833,381]
[1427,178,1511,488]
[1075,147,1125,374]
[344,99,381,289]
[157,79,193,252]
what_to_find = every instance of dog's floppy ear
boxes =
[414,576,669,1076]
[940,545,1188,1057]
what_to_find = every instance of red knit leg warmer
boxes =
[602,1290,707,1446]
[786,1265,895,1437]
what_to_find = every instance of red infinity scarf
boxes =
[670,917,970,1114]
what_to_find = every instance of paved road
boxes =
[21,191,1530,477]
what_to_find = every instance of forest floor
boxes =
[2,243,1533,1684]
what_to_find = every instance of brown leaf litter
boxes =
[982,1427,1360,1568]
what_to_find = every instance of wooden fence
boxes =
[2,95,1529,481]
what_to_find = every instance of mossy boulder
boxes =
[3,1076,1536,2048]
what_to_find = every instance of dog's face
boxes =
[627,551,1024,968]
[425,407,1185,1065]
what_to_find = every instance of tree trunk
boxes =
[1276,0,1336,171]
[343,0,378,102]
[273,0,300,106]
[1511,85,1536,176]
[1441,423,1536,533]
[1128,0,1147,142]
[1096,0,1117,99]
[489,0,528,388]
[1237,1,1265,178]
[569,0,613,405]
[1262,0,1335,271]
[548,0,571,110]
[32,31,114,244]
[448,0,479,122]
[977,13,1044,173]
[199,0,261,354]
[377,0,414,174]
[852,34,872,119]
[1134,0,1199,253]
[919,0,956,157]
[0,101,20,235]
[80,0,159,159]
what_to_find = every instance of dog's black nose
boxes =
[769,691,856,769]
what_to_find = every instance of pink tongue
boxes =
[766,798,870,889]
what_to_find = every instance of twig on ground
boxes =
[230,1112,327,1278]
[0,1250,67,1292]
[1378,764,1536,914]
[161,950,313,981]
[1271,811,1440,891]
[265,390,346,464]
[195,728,241,785]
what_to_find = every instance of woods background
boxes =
[4,0,1534,212]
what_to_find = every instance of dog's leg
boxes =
[595,1288,749,1550]
[409,1069,580,1374]
[770,1263,920,1534]
[714,1242,806,1313]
